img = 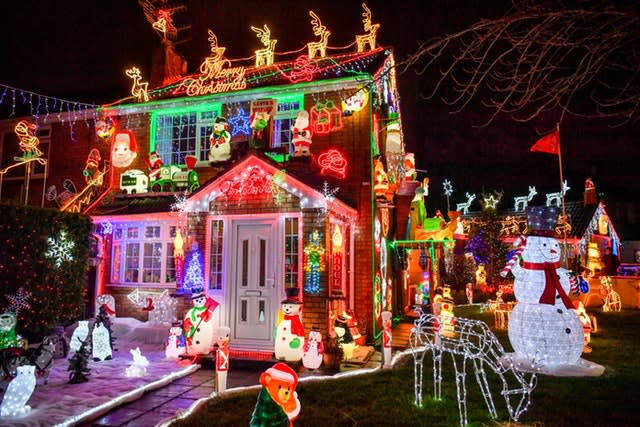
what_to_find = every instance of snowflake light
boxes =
[170,190,190,221]
[442,179,454,197]
[5,288,31,315]
[46,230,75,267]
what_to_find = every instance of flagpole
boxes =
[556,123,569,266]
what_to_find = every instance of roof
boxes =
[89,154,358,222]
[106,48,390,107]
[461,200,615,242]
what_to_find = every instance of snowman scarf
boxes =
[284,314,305,337]
[522,261,573,309]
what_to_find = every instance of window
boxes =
[284,217,299,288]
[151,104,221,165]
[272,95,304,156]
[111,222,177,285]
[209,220,224,289]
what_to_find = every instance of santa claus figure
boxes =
[214,326,231,392]
[373,158,389,202]
[381,311,392,369]
[404,153,416,181]
[291,110,313,157]
[145,151,164,180]
[111,130,137,168]
[83,149,102,184]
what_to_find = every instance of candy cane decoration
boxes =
[500,235,527,277]
[569,273,579,296]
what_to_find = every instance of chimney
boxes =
[150,40,187,88]
[583,177,597,206]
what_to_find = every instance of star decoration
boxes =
[101,220,113,235]
[483,194,499,209]
[45,230,75,268]
[228,108,251,136]
[5,287,31,315]
[442,179,454,197]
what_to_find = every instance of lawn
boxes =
[169,307,640,427]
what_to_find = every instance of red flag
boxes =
[530,129,560,155]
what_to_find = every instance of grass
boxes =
[169,307,640,427]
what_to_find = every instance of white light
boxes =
[0,365,36,418]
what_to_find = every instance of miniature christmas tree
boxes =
[183,250,205,291]
[68,338,91,384]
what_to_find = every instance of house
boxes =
[0,14,410,353]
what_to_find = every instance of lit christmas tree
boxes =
[466,207,508,290]
[183,250,205,291]
[304,230,325,294]
[68,338,91,384]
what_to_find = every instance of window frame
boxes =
[271,94,304,155]
[150,103,222,166]
[110,222,178,286]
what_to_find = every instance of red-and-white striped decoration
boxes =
[500,235,527,277]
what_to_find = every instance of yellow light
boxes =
[125,67,149,102]
[307,11,331,59]
[14,120,42,157]
[332,225,343,251]
[252,24,277,67]
[355,3,379,52]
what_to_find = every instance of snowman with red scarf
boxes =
[275,288,305,362]
[505,206,602,375]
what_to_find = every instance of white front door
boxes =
[231,220,277,347]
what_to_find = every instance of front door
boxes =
[232,220,277,347]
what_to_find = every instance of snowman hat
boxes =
[281,287,302,304]
[191,287,206,299]
[265,362,298,388]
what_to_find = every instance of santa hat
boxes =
[265,362,298,388]
[114,130,137,152]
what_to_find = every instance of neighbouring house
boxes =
[0,13,412,353]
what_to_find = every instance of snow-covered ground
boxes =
[0,318,198,427]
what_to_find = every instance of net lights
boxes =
[304,230,325,294]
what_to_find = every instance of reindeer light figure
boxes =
[456,192,476,215]
[307,11,331,59]
[545,180,570,207]
[355,3,380,52]
[252,25,277,67]
[125,67,149,102]
[513,186,537,211]
[199,29,230,80]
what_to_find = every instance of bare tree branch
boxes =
[399,0,640,126]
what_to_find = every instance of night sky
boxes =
[1,0,638,239]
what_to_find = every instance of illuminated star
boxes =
[228,108,251,136]
[6,287,31,315]
[484,194,499,209]
[101,220,113,235]
[442,179,454,197]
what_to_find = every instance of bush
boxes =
[0,203,92,341]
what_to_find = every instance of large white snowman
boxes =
[506,206,597,374]
[275,288,305,362]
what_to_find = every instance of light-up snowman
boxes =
[505,206,584,368]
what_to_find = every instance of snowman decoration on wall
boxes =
[183,289,219,356]
[504,206,603,375]
[275,288,305,362]
[209,117,232,162]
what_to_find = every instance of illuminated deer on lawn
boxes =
[125,67,149,102]
[455,192,476,215]
[307,11,331,59]
[545,180,570,207]
[355,3,380,52]
[252,25,277,67]
[513,186,537,211]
